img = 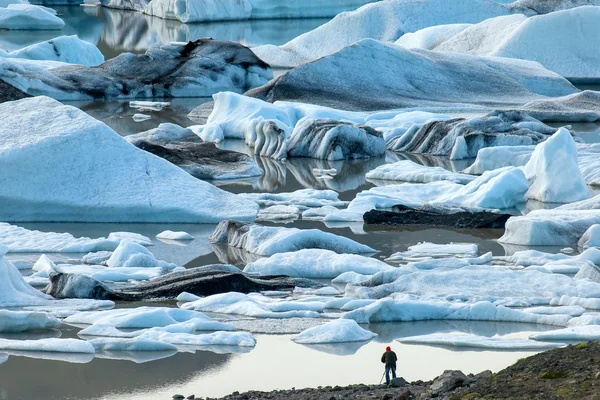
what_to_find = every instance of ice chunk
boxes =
[366,160,475,185]
[0,310,61,333]
[0,36,103,66]
[293,319,376,344]
[301,206,341,221]
[0,338,95,353]
[530,326,600,341]
[106,232,153,246]
[398,333,563,350]
[0,4,64,30]
[387,242,478,261]
[209,220,374,256]
[244,249,391,279]
[331,271,372,284]
[523,306,586,317]
[65,307,209,329]
[105,241,176,270]
[0,97,258,222]
[257,205,301,222]
[239,189,347,208]
[156,231,194,241]
[523,128,589,203]
[578,225,600,249]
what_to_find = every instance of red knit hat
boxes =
[386,346,391,351]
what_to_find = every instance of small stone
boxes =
[173,395,184,400]
[389,377,408,388]
[595,372,600,379]
[232,392,239,396]
[430,370,468,395]
[186,396,195,400]
[396,388,411,400]
[381,394,393,400]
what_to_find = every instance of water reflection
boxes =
[299,340,371,356]
[95,349,178,363]
[0,329,62,341]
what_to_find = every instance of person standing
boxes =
[381,346,397,385]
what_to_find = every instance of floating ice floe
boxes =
[132,113,151,122]
[397,7,600,81]
[127,123,263,181]
[105,241,177,270]
[0,97,258,222]
[366,160,475,185]
[144,0,375,22]
[248,40,578,112]
[179,292,321,319]
[331,272,372,284]
[209,220,374,256]
[301,206,341,221]
[129,100,170,111]
[0,310,61,333]
[496,248,600,274]
[386,243,478,262]
[0,338,95,353]
[523,306,586,317]
[106,232,153,246]
[256,205,301,222]
[0,35,104,66]
[239,189,347,208]
[387,111,558,159]
[325,167,528,222]
[529,326,600,341]
[292,319,376,344]
[156,231,194,241]
[343,298,572,325]
[244,249,392,279]
[0,40,272,100]
[398,333,563,350]
[346,265,600,304]
[0,4,64,30]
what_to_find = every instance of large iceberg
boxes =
[209,220,374,256]
[292,319,377,344]
[0,4,64,30]
[248,40,577,112]
[243,249,392,279]
[0,35,104,66]
[396,7,600,81]
[0,97,258,222]
[0,39,272,100]
[144,0,376,22]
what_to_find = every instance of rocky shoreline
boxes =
[174,342,600,400]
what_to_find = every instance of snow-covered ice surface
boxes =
[209,220,374,256]
[397,7,600,81]
[325,167,528,222]
[292,319,377,344]
[398,333,563,350]
[144,0,376,22]
[366,160,475,185]
[247,40,578,112]
[0,35,104,66]
[243,249,392,278]
[387,243,478,261]
[0,97,258,222]
[0,40,272,100]
[0,4,64,30]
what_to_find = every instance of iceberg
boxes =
[0,338,95,353]
[156,230,194,241]
[243,249,392,279]
[0,4,64,30]
[366,160,475,185]
[398,7,600,81]
[579,225,600,249]
[64,307,211,329]
[0,39,272,100]
[292,319,377,344]
[386,243,478,262]
[398,333,563,350]
[209,220,374,256]
[0,35,104,66]
[0,310,61,333]
[529,326,600,341]
[248,40,577,112]
[0,97,258,222]
[144,0,376,23]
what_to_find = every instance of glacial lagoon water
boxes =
[3,6,600,400]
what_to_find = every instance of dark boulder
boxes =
[0,80,29,104]
[363,205,511,229]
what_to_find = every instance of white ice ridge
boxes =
[366,160,476,185]
[144,0,376,23]
[343,299,572,325]
[292,319,377,344]
[156,230,194,240]
[398,333,563,350]
[239,189,347,208]
[0,4,64,30]
[465,142,600,186]
[0,97,258,222]
[201,92,449,148]
[345,265,600,304]
[529,326,600,341]
[179,292,323,319]
[386,243,478,262]
[324,167,528,222]
[496,248,600,274]
[0,36,104,66]
[0,310,60,333]
[396,7,600,81]
[243,249,392,279]
[0,338,95,353]
[209,220,375,256]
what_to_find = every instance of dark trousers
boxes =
[385,364,396,385]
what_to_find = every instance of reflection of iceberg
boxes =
[210,243,261,266]
[193,345,253,355]
[0,329,62,341]
[298,340,370,356]
[369,320,555,343]
[253,156,287,192]
[386,151,472,173]
[95,349,177,363]
[0,350,95,363]
[286,157,386,192]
